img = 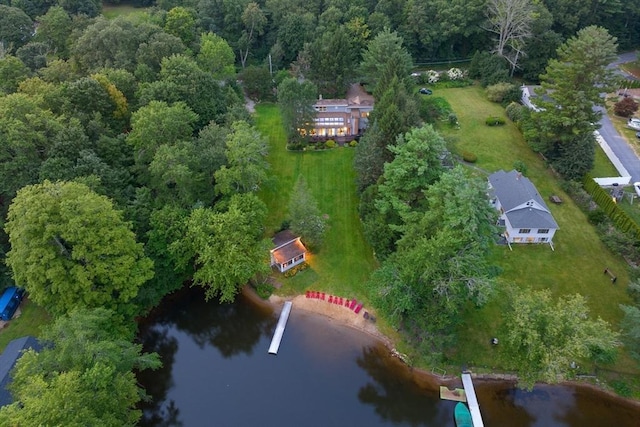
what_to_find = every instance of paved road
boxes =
[598,51,640,183]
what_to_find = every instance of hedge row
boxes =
[583,175,640,240]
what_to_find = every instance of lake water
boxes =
[137,287,640,427]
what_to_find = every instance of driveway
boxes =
[524,52,640,183]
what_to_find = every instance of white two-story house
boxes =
[488,170,559,247]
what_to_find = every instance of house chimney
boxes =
[319,94,322,100]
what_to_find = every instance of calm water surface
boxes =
[137,288,640,427]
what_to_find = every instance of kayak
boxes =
[454,402,473,427]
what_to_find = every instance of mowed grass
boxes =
[0,299,50,352]
[102,4,149,19]
[255,104,377,301]
[436,86,636,372]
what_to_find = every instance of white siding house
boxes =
[270,230,307,273]
[488,170,559,247]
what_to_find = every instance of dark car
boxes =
[636,131,640,139]
[419,88,432,95]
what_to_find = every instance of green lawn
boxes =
[255,104,377,301]
[435,86,637,374]
[0,299,50,352]
[102,4,149,19]
[255,91,639,379]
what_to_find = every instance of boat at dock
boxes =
[454,402,473,427]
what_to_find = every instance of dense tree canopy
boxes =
[5,180,154,317]
[503,289,620,389]
[0,308,160,426]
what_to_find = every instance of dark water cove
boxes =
[137,287,640,427]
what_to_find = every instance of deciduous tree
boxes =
[239,2,267,68]
[484,0,534,75]
[503,289,620,389]
[5,180,154,316]
[174,193,271,303]
[214,120,269,195]
[277,77,317,140]
[288,176,326,249]
[0,308,160,426]
[197,32,235,79]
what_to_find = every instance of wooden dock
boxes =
[461,373,484,427]
[268,301,292,355]
[440,386,467,402]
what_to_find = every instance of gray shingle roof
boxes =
[489,170,559,229]
[0,336,42,407]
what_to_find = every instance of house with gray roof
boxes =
[0,336,42,407]
[488,170,559,247]
[308,84,374,141]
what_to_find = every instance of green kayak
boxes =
[454,402,473,427]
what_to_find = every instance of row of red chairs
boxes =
[305,291,364,314]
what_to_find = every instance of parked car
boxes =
[636,131,640,139]
[634,182,640,198]
[419,87,433,95]
[628,118,640,130]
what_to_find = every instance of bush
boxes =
[486,82,517,103]
[326,139,336,148]
[614,96,639,118]
[446,68,465,81]
[505,102,525,123]
[513,160,527,175]
[468,51,510,87]
[587,208,607,225]
[462,151,477,163]
[419,96,452,123]
[283,262,309,278]
[254,282,274,299]
[448,113,458,127]
[349,140,358,147]
[485,116,506,126]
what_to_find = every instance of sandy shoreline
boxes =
[243,287,640,408]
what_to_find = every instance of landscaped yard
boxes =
[436,85,637,374]
[255,89,639,380]
[255,104,377,302]
[0,300,49,352]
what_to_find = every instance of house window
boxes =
[361,112,369,118]
[538,237,548,242]
[538,229,549,234]
[316,106,327,112]
[518,228,531,234]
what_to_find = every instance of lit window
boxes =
[518,229,531,234]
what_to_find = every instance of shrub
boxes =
[513,160,527,175]
[349,140,358,147]
[326,139,336,148]
[587,208,607,225]
[447,68,465,81]
[425,70,439,84]
[486,82,517,103]
[448,113,458,127]
[614,96,639,118]
[283,262,309,278]
[419,96,452,123]
[505,102,525,123]
[462,151,477,163]
[468,51,510,87]
[255,282,274,299]
[485,116,505,126]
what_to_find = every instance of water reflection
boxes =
[357,346,454,426]
[137,286,640,427]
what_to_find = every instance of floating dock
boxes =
[268,301,292,355]
[461,373,484,427]
[439,386,467,402]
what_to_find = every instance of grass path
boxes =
[255,104,377,300]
